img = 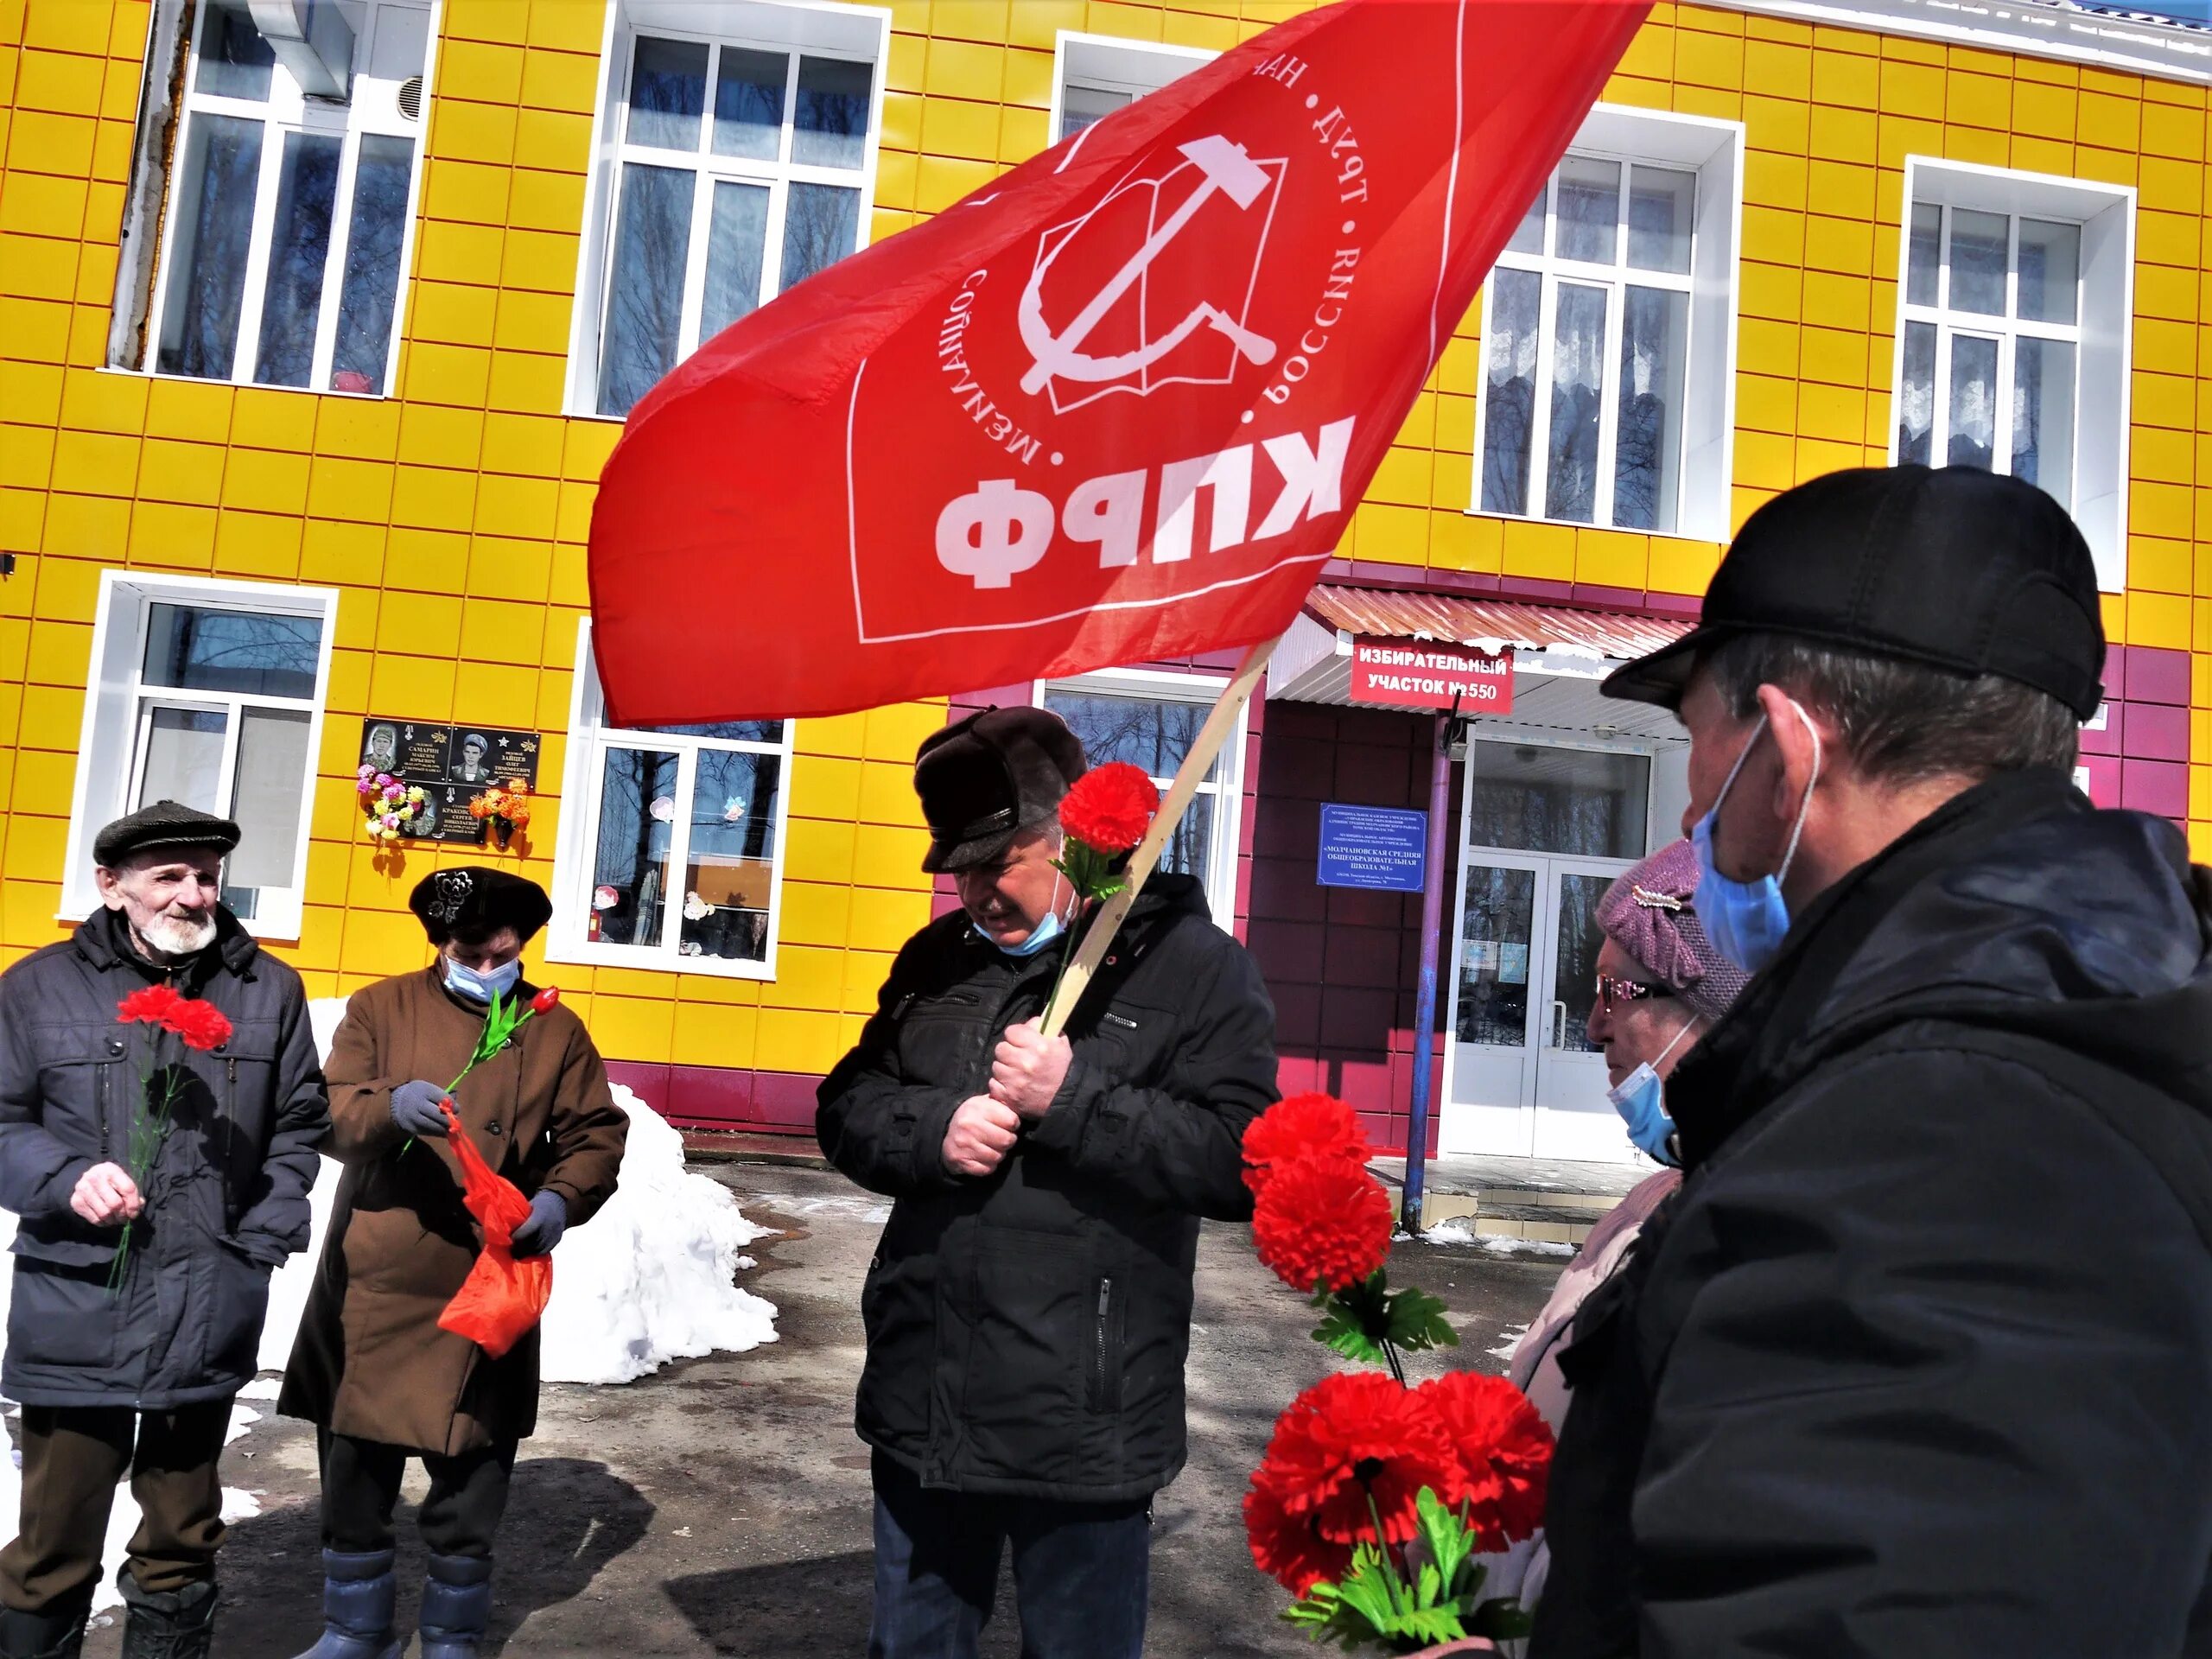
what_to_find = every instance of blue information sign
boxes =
[1316,804,1428,893]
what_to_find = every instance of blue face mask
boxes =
[1606,1020,1696,1166]
[445,956,522,1003]
[1689,702,1821,975]
[975,874,1072,959]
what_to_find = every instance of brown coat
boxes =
[279,968,627,1455]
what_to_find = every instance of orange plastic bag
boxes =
[435,1101,552,1358]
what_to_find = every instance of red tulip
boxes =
[531,987,561,1014]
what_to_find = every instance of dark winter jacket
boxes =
[817,874,1278,1503]
[1531,770,2212,1658]
[0,907,329,1408]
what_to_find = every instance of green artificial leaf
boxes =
[1382,1285,1460,1353]
[1414,1487,1476,1592]
[1284,1537,1472,1654]
[1311,1304,1391,1367]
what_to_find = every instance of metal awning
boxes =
[1269,586,1696,741]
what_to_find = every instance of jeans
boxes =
[868,1452,1151,1659]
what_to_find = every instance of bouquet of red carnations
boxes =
[109,986,234,1293]
[1243,1094,1553,1654]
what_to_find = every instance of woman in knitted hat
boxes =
[1481,837,1748,1616]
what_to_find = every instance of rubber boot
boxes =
[116,1576,215,1659]
[288,1550,401,1659]
[416,1554,493,1659]
[0,1588,91,1659]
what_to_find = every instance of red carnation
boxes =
[1251,1155,1395,1294]
[1243,1470,1353,1596]
[1058,762,1159,856]
[1247,1371,1465,1579]
[531,986,561,1014]
[117,985,185,1027]
[1415,1370,1554,1549]
[168,1000,233,1053]
[1243,1092,1374,1199]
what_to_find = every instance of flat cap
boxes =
[1603,466,2105,721]
[93,799,240,866]
[410,866,553,944]
[915,707,1086,874]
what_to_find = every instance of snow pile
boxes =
[539,1084,778,1383]
[1419,1215,1579,1258]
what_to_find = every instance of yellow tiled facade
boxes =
[3,0,2209,1109]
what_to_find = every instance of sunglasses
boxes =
[1597,975,1673,1013]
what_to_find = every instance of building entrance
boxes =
[1440,740,1656,1163]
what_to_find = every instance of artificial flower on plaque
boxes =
[356,766,428,842]
[467,781,532,849]
[1241,1093,1553,1654]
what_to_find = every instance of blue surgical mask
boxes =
[445,957,522,1003]
[1690,702,1821,975]
[976,875,1071,959]
[1606,1020,1696,1166]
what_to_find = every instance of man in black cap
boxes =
[1530,466,2212,1657]
[280,868,626,1659]
[0,802,329,1659]
[818,707,1279,1659]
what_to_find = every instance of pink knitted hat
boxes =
[1594,838,1750,1025]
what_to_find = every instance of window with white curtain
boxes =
[1039,671,1247,928]
[580,6,885,419]
[64,575,336,938]
[1896,203,2081,504]
[1889,160,2133,588]
[137,0,427,394]
[550,624,796,977]
[1051,33,1212,148]
[1469,109,1740,543]
[1477,156,1696,533]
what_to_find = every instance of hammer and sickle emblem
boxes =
[1018,136,1281,397]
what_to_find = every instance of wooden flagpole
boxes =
[1039,634,1280,1039]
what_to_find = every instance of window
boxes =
[64,575,336,938]
[550,624,796,977]
[125,0,428,395]
[575,3,888,419]
[1471,107,1740,543]
[1891,160,2133,588]
[1039,671,1247,927]
[1051,33,1213,148]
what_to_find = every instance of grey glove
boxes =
[509,1190,568,1258]
[391,1080,450,1138]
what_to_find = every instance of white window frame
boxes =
[60,572,338,942]
[566,0,891,418]
[1469,105,1741,544]
[1048,32,1214,148]
[132,0,434,397]
[1035,667,1249,930]
[548,619,798,980]
[1890,157,2134,591]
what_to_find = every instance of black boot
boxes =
[287,1550,400,1659]
[416,1554,493,1659]
[116,1576,215,1659]
[0,1591,90,1659]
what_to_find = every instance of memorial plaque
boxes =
[358,719,542,844]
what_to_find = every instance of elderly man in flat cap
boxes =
[282,868,626,1659]
[0,802,330,1659]
[818,708,1279,1659]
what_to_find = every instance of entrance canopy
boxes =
[1269,586,1695,741]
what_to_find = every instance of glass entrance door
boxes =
[1439,740,1650,1162]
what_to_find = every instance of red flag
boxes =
[588,0,1650,725]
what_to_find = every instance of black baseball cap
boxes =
[1603,466,2106,721]
[915,707,1087,874]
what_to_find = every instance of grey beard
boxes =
[137,913,217,961]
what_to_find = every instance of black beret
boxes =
[409,867,553,945]
[93,800,240,866]
[915,707,1086,874]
